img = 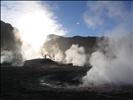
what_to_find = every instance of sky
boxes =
[1,1,133,37]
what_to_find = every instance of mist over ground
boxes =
[1,1,133,100]
[1,20,133,87]
[42,33,133,86]
[83,33,133,86]
[41,34,98,65]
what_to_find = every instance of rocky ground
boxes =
[1,59,133,100]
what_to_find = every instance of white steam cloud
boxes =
[41,42,65,62]
[1,50,23,66]
[65,44,87,66]
[82,1,133,86]
[1,1,67,61]
[83,33,133,86]
[42,43,88,66]
[1,1,132,86]
[1,51,13,64]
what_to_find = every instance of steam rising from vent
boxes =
[65,44,87,66]
[1,50,23,66]
[41,35,97,66]
[82,33,133,86]
[42,43,89,66]
[1,51,13,64]
[1,1,66,61]
[1,21,23,66]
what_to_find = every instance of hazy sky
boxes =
[1,1,133,37]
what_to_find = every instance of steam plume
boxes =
[83,33,133,86]
[1,20,23,66]
[1,1,66,61]
[65,44,87,66]
[41,35,97,65]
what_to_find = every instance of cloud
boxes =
[83,13,102,28]
[83,1,132,30]
[76,22,80,25]
[1,1,67,60]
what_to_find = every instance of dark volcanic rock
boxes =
[1,59,133,100]
[1,59,91,91]
[24,58,58,67]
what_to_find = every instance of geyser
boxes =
[1,1,66,61]
[83,33,133,86]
